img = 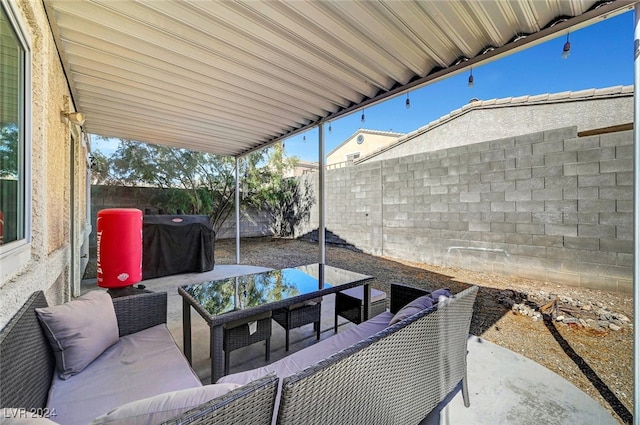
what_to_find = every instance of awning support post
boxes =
[633,5,639,425]
[235,156,241,264]
[318,124,326,265]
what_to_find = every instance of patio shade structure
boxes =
[42,1,638,422]
[44,0,633,158]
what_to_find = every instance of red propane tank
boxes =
[96,208,143,288]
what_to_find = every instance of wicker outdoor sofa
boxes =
[0,284,477,425]
[219,283,479,425]
[0,290,277,425]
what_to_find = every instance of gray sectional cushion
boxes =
[47,324,202,425]
[35,291,119,380]
[88,383,241,425]
[388,295,434,326]
[429,288,452,302]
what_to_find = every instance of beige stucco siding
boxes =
[0,0,88,329]
[328,132,402,166]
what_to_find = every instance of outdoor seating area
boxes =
[0,268,478,425]
[0,263,623,424]
[1,1,635,423]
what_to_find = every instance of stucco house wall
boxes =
[327,129,404,167]
[0,0,89,329]
[360,87,633,164]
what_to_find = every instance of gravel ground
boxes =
[215,237,633,425]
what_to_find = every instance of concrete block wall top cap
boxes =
[548,91,572,100]
[569,88,595,99]
[619,85,634,94]
[594,85,625,96]
[494,97,513,105]
[528,94,549,102]
[481,99,497,106]
[510,95,530,103]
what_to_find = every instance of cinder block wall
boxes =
[300,126,632,293]
[90,185,271,248]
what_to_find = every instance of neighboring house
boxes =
[284,159,319,177]
[0,1,90,328]
[358,86,633,164]
[327,129,405,168]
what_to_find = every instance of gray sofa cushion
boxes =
[88,383,241,425]
[35,291,119,380]
[47,324,202,425]
[389,295,434,326]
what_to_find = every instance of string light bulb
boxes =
[303,135,306,142]
[468,68,474,88]
[405,93,411,109]
[561,33,571,59]
[328,122,332,133]
[361,109,366,124]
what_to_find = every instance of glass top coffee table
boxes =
[178,263,374,383]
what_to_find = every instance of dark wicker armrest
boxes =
[0,291,54,409]
[112,292,167,337]
[161,374,278,425]
[389,283,429,314]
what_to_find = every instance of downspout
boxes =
[633,5,639,425]
[68,126,76,299]
[235,156,240,264]
[318,124,326,265]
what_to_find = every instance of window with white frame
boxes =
[346,152,360,162]
[0,1,29,255]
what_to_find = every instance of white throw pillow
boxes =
[89,383,242,425]
[35,291,119,380]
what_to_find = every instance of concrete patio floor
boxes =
[82,264,618,425]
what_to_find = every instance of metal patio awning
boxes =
[43,0,635,157]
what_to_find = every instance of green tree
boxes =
[0,124,18,178]
[98,139,314,237]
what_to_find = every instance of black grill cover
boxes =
[142,215,215,279]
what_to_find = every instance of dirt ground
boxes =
[85,236,633,423]
[216,237,633,425]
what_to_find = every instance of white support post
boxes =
[318,125,326,265]
[634,5,640,425]
[235,156,241,264]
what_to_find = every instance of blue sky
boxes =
[285,10,633,162]
[94,10,633,162]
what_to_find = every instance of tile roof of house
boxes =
[357,85,633,163]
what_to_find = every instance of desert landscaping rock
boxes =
[85,236,633,424]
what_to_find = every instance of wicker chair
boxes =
[272,299,321,351]
[223,310,272,375]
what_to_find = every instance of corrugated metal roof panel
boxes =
[44,0,635,157]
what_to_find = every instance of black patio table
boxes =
[178,263,374,383]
